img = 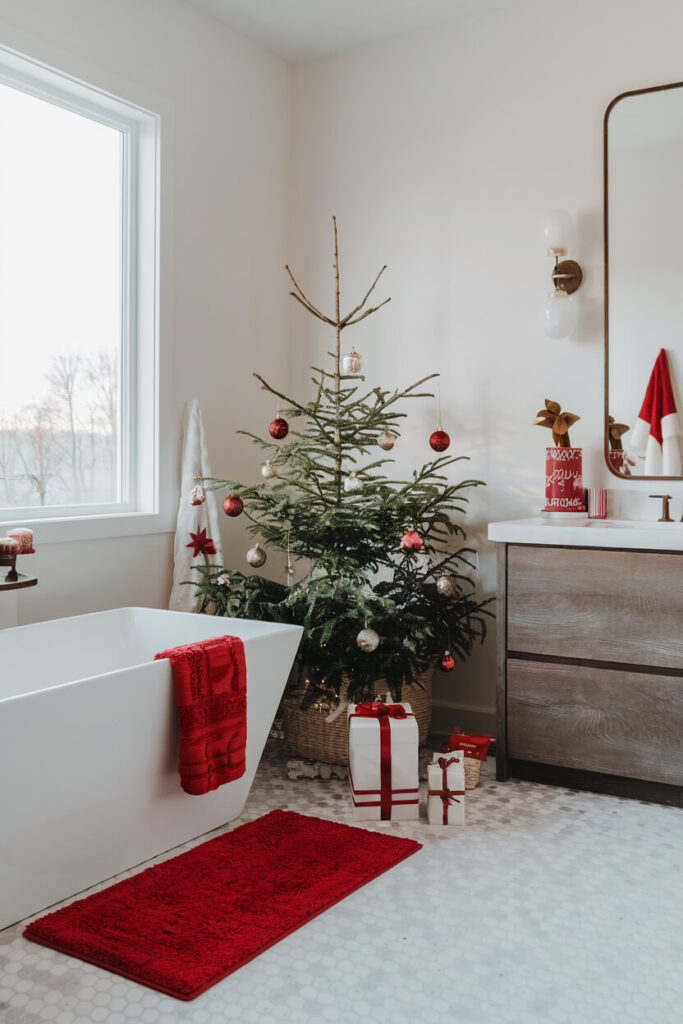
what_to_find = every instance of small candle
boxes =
[8,528,35,554]
[0,537,19,556]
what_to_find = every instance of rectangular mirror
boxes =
[605,83,683,479]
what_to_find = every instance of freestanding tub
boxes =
[0,607,302,930]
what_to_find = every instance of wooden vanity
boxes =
[489,519,683,806]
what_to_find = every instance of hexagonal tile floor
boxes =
[1,745,681,1024]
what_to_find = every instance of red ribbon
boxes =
[427,756,464,824]
[350,700,410,820]
[353,701,408,720]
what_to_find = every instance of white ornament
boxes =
[344,472,362,493]
[378,432,396,451]
[190,484,206,505]
[216,573,230,587]
[342,348,363,374]
[356,627,380,653]
[261,460,277,479]
[246,544,267,568]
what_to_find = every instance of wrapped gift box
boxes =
[347,700,419,821]
[427,752,465,825]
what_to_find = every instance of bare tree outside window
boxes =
[0,351,119,508]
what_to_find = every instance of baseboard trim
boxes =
[509,760,682,808]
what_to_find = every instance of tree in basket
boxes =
[193,218,492,720]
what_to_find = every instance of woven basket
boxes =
[282,668,433,764]
[464,757,481,790]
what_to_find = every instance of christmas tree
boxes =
[194,219,491,706]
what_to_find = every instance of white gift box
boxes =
[427,751,465,826]
[347,701,419,820]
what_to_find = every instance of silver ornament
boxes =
[356,627,380,653]
[436,574,458,598]
[261,460,277,479]
[341,348,363,374]
[246,544,267,568]
[378,432,396,451]
[343,472,361,493]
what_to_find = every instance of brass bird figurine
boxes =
[608,415,630,451]
[533,399,580,448]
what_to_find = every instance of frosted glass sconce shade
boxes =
[543,289,578,339]
[542,208,574,255]
[542,208,582,339]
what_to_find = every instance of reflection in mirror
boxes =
[605,84,683,478]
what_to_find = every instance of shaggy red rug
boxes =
[24,810,421,1000]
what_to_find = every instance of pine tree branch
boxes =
[343,297,392,327]
[289,291,335,325]
[340,264,388,326]
[285,265,335,324]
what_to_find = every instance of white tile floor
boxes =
[1,745,682,1024]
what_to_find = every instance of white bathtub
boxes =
[0,607,302,930]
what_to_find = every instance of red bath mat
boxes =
[24,810,421,1000]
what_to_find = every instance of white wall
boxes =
[288,0,683,732]
[0,0,291,623]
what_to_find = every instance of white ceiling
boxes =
[188,0,518,62]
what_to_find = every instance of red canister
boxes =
[544,447,585,512]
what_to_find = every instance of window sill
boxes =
[0,510,176,546]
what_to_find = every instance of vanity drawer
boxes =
[507,545,683,669]
[507,659,683,785]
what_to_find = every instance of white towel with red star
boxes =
[169,400,223,612]
[630,349,682,476]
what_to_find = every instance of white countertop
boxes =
[488,517,683,552]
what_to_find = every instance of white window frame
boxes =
[0,42,173,544]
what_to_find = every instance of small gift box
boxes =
[347,699,419,821]
[427,752,465,826]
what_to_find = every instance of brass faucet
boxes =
[648,494,673,522]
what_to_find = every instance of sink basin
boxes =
[488,517,683,551]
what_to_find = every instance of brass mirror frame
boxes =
[604,80,683,480]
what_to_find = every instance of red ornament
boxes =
[222,493,244,517]
[186,527,217,558]
[400,530,424,551]
[429,429,451,452]
[440,650,455,672]
[269,417,289,439]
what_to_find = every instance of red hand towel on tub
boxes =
[155,635,247,795]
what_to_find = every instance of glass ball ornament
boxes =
[343,471,362,493]
[341,348,363,374]
[429,429,451,452]
[261,460,277,479]
[436,574,458,598]
[378,432,396,451]
[222,493,244,517]
[246,543,267,568]
[356,627,380,653]
[440,650,456,672]
[269,417,289,439]
[190,484,206,506]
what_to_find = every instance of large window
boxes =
[0,46,160,530]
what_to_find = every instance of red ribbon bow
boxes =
[354,700,407,720]
[428,757,464,824]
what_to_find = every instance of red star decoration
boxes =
[186,527,217,557]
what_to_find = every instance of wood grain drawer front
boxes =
[507,659,683,785]
[507,545,683,669]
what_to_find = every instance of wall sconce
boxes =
[542,209,583,339]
